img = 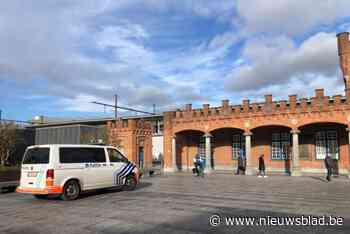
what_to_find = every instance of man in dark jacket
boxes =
[235,151,246,175]
[258,154,266,177]
[324,154,333,181]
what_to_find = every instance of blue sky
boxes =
[1,0,350,121]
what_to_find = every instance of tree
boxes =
[0,122,18,166]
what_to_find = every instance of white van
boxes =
[16,144,141,200]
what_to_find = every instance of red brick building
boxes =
[162,32,350,176]
[107,118,153,171]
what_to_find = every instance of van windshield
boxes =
[23,148,50,164]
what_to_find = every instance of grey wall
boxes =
[35,125,106,145]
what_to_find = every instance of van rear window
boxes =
[59,147,106,163]
[23,148,50,164]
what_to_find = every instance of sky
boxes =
[1,0,350,121]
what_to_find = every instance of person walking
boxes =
[258,154,267,177]
[235,149,246,175]
[235,151,243,175]
[194,154,205,177]
[241,152,247,175]
[324,154,333,182]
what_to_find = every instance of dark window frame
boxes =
[59,147,106,164]
[107,148,129,163]
[22,147,50,164]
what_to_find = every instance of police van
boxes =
[16,144,141,200]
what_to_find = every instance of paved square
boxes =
[0,174,350,233]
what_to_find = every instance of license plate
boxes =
[27,172,38,177]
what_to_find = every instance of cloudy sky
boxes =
[1,0,350,120]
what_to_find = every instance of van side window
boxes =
[59,148,106,163]
[23,148,50,164]
[107,149,128,163]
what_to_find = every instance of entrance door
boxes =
[315,130,339,175]
[138,147,144,169]
[315,131,339,159]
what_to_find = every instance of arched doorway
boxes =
[209,128,244,171]
[251,125,292,174]
[298,122,348,175]
[175,130,205,171]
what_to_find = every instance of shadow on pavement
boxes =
[38,181,152,201]
[94,206,350,234]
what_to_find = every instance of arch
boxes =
[250,124,293,131]
[209,126,245,134]
[297,121,348,130]
[174,128,205,135]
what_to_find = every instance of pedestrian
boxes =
[235,151,242,175]
[193,154,199,176]
[194,154,205,177]
[241,152,247,175]
[235,150,246,175]
[258,154,267,177]
[324,154,333,182]
[197,154,205,177]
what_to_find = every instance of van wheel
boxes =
[61,180,80,201]
[123,175,137,191]
[34,194,48,199]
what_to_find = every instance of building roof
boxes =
[26,114,163,128]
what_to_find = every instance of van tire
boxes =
[61,180,80,201]
[33,194,48,199]
[123,175,137,191]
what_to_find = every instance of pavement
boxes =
[0,173,350,233]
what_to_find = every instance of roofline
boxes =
[26,114,163,128]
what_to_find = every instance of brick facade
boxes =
[107,119,153,171]
[162,32,350,176]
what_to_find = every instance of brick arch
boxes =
[297,121,348,129]
[209,126,244,134]
[250,123,293,131]
[174,128,206,135]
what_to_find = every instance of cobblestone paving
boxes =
[0,173,350,233]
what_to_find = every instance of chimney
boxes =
[337,32,350,92]
[337,32,350,56]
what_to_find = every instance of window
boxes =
[107,149,129,163]
[23,148,50,164]
[271,132,290,160]
[232,134,245,159]
[198,137,206,157]
[59,147,106,163]
[315,130,338,159]
[152,119,164,135]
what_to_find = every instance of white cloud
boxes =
[225,32,340,92]
[236,0,350,36]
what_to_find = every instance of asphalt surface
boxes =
[0,173,350,234]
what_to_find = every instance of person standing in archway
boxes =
[258,154,267,178]
[324,154,333,182]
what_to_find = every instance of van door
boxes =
[59,147,110,189]
[20,147,50,190]
[84,148,110,188]
[107,148,132,186]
